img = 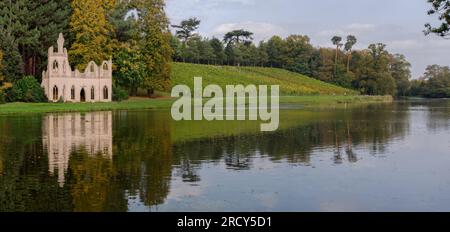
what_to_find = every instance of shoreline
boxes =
[0,95,393,115]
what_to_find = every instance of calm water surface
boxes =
[0,100,449,212]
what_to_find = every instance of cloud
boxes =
[389,39,422,50]
[167,0,255,9]
[345,23,377,32]
[166,177,206,201]
[317,23,377,38]
[211,0,256,5]
[211,21,287,42]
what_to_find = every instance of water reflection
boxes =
[0,100,449,211]
[43,112,113,186]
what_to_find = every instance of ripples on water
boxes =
[0,99,449,212]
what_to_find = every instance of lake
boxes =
[0,99,449,212]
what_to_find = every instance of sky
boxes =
[166,0,450,79]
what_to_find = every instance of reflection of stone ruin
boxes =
[42,111,113,186]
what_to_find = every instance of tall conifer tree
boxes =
[0,0,33,81]
[27,0,71,77]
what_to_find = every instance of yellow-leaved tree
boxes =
[69,0,116,70]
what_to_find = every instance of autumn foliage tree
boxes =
[69,0,115,70]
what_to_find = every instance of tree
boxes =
[238,43,259,66]
[109,0,136,43]
[26,0,72,77]
[344,35,357,73]
[209,38,225,65]
[198,38,215,64]
[184,35,201,63]
[424,0,450,38]
[113,44,145,96]
[421,64,450,98]
[224,42,235,66]
[137,0,173,96]
[311,48,333,82]
[69,0,115,70]
[0,33,23,83]
[409,79,427,96]
[171,17,201,43]
[0,0,34,82]
[265,36,285,68]
[257,41,269,67]
[283,35,314,75]
[0,0,71,80]
[223,29,254,45]
[355,43,397,96]
[390,54,411,96]
[232,43,245,66]
[331,36,343,76]
[9,76,47,102]
[170,35,183,62]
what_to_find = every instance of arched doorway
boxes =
[80,88,86,102]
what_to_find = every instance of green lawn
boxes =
[0,98,174,114]
[0,95,392,115]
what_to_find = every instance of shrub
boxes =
[10,76,47,102]
[113,85,129,102]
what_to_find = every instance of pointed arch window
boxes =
[103,86,108,100]
[90,64,95,73]
[52,60,59,72]
[53,86,59,100]
[103,63,108,71]
[71,86,75,100]
[91,86,95,100]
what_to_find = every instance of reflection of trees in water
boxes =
[172,136,255,172]
[112,110,172,207]
[65,150,125,212]
[425,101,450,132]
[176,159,201,183]
[346,120,358,163]
[406,99,450,132]
[173,103,410,167]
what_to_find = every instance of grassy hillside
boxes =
[171,62,358,96]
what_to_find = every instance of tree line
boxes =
[410,65,450,98]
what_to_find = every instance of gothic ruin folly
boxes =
[41,33,112,103]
